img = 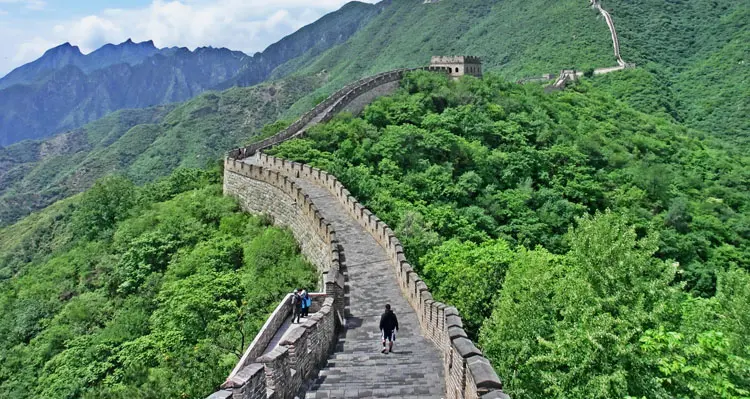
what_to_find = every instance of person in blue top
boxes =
[301,289,312,317]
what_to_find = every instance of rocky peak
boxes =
[40,42,84,64]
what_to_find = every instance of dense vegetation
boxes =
[0,168,317,398]
[598,0,749,145]
[279,0,747,151]
[270,72,750,398]
[0,75,323,227]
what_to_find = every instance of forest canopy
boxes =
[0,168,317,398]
[269,71,750,398]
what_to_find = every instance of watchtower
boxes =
[430,56,482,78]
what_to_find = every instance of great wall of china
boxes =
[209,65,506,399]
[522,0,632,89]
[206,2,630,398]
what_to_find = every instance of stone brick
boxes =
[453,337,482,359]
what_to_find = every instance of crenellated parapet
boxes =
[209,158,345,399]
[254,154,508,399]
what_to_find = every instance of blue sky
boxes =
[0,0,378,76]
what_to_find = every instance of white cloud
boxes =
[0,0,378,75]
[12,37,56,63]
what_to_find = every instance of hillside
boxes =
[1,0,744,222]
[275,0,615,115]
[0,74,324,226]
[272,0,747,146]
[603,0,749,143]
[0,1,380,146]
[269,71,750,398]
[0,169,318,398]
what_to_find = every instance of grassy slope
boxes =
[0,75,324,226]
[601,0,749,142]
[278,0,613,116]
[0,171,318,398]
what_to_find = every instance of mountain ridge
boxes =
[0,1,381,146]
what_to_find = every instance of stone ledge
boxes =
[446,314,464,328]
[467,356,504,390]
[453,337,482,358]
[206,390,233,399]
[225,363,264,388]
[482,391,512,399]
[448,326,468,339]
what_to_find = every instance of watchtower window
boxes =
[455,67,459,73]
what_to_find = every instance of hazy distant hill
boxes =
[0,1,381,146]
[0,39,165,90]
[0,74,324,226]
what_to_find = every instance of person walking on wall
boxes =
[292,288,303,324]
[379,304,399,354]
[301,289,312,317]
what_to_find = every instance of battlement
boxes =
[430,55,482,77]
[431,55,481,64]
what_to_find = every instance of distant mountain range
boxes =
[0,39,166,90]
[0,1,382,146]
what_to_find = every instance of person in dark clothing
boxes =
[379,304,399,353]
[291,289,303,324]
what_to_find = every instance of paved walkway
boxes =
[245,157,445,398]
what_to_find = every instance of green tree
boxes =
[421,238,514,335]
[72,175,137,239]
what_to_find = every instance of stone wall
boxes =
[256,154,509,399]
[341,80,401,116]
[229,66,451,161]
[216,297,338,399]
[205,159,346,399]
[223,164,331,274]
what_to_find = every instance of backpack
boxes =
[291,293,300,306]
